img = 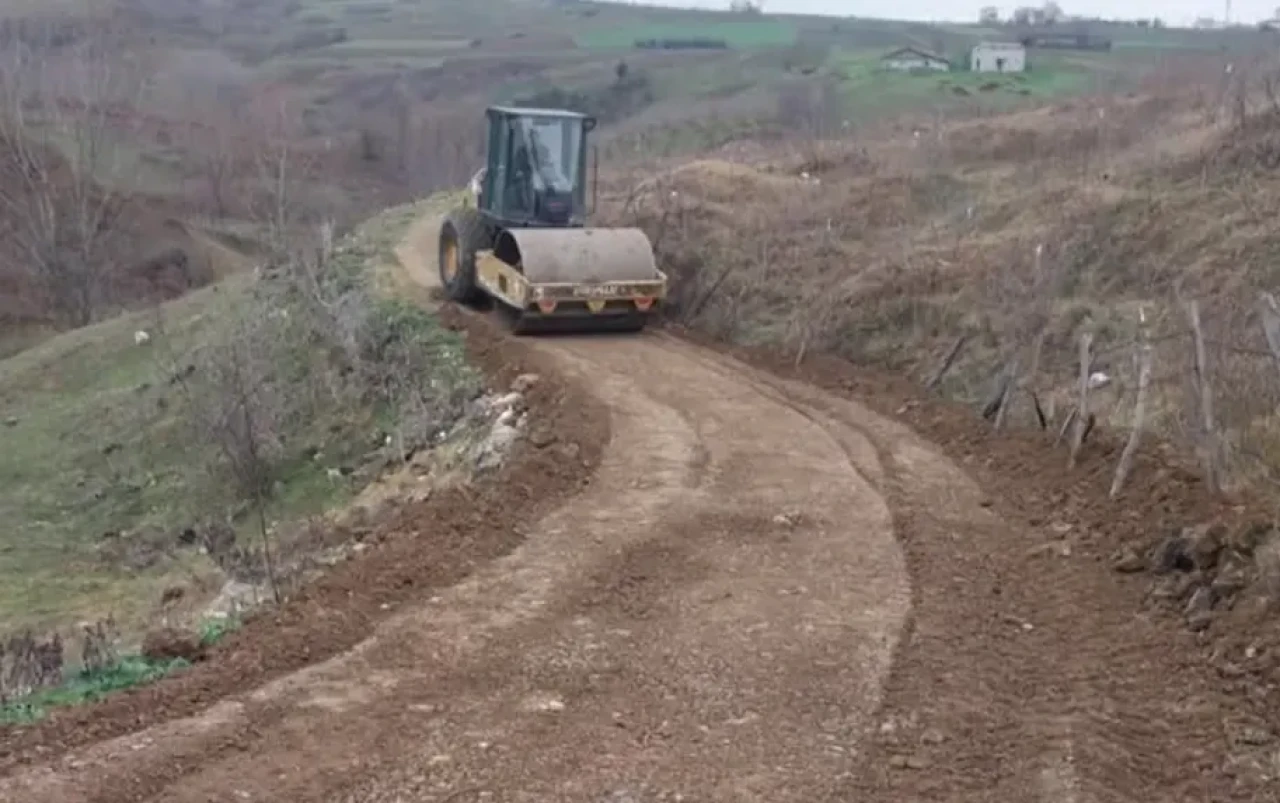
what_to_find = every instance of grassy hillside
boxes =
[606,62,1280,486]
[12,0,1251,215]
[0,203,478,644]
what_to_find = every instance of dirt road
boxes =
[0,211,1261,802]
[5,213,916,800]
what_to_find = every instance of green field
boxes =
[0,284,253,635]
[201,0,1275,163]
[576,20,798,50]
[826,45,1145,118]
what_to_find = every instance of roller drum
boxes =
[495,227,659,284]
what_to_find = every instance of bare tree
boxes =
[251,102,299,255]
[162,301,288,602]
[0,21,144,326]
[775,79,842,141]
[237,93,325,255]
[199,105,246,219]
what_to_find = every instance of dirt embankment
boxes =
[678,325,1280,795]
[603,102,1280,738]
[0,305,609,772]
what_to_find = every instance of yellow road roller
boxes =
[437,106,667,334]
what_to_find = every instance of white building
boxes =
[970,41,1026,73]
[879,47,951,73]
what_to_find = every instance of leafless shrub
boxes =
[145,208,476,601]
[0,615,130,704]
[0,17,148,326]
[981,244,1070,430]
[79,616,120,674]
[0,631,62,702]
[165,292,291,600]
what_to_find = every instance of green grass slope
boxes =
[0,204,478,642]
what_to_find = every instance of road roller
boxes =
[437,105,667,334]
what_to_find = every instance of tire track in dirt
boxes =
[671,333,1262,802]
[132,335,909,803]
[305,335,914,803]
[663,338,1090,799]
[0,212,916,801]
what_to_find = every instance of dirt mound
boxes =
[658,158,806,198]
[605,155,941,340]
[0,305,608,772]
[140,628,205,664]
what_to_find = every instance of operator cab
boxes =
[479,106,596,229]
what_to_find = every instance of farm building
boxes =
[970,41,1026,73]
[879,47,951,72]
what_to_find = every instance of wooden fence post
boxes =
[1258,292,1280,380]
[926,335,967,391]
[1068,331,1093,469]
[1184,299,1222,492]
[989,355,1017,429]
[1110,306,1152,498]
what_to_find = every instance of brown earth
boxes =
[677,328,1279,800]
[0,209,1275,801]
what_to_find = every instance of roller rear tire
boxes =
[438,209,490,304]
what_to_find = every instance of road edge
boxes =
[0,306,611,773]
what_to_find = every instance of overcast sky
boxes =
[631,0,1276,26]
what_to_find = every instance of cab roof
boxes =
[487,105,590,120]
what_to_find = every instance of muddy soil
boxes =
[1,210,1275,802]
